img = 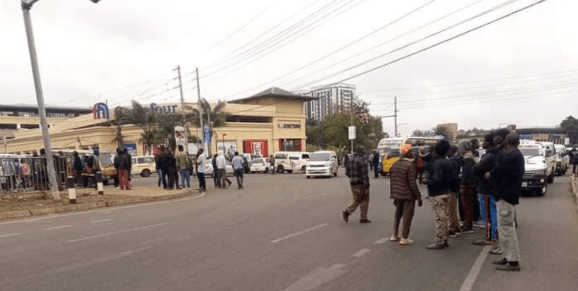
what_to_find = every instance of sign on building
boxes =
[174,126,186,148]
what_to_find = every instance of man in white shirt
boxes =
[216,151,232,189]
[196,148,206,193]
[231,152,245,189]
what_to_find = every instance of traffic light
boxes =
[360,113,369,125]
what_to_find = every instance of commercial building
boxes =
[2,87,317,157]
[303,83,356,121]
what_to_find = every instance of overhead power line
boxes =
[292,0,525,90]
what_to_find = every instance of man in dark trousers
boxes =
[372,150,380,178]
[570,147,578,175]
[342,146,371,223]
[426,139,452,249]
[389,144,423,245]
[489,133,524,271]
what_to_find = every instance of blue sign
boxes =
[124,143,137,156]
[203,125,211,142]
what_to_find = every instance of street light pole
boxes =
[222,134,226,155]
[21,0,59,200]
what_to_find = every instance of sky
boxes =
[1,0,577,136]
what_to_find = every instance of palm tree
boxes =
[187,98,227,155]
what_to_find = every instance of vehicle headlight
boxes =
[533,169,546,176]
[325,162,332,167]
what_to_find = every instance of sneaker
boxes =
[460,227,474,234]
[473,221,485,229]
[399,238,414,245]
[359,219,372,223]
[472,238,493,245]
[492,258,508,265]
[496,264,521,272]
[342,210,350,222]
[449,231,460,238]
[489,246,503,255]
[426,243,446,250]
[390,235,400,241]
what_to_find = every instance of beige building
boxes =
[437,123,458,143]
[2,87,317,157]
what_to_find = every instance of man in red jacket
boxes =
[389,144,423,245]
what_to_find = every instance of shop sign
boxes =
[278,123,301,129]
[92,102,109,119]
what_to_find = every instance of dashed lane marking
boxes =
[44,225,72,230]
[68,223,169,243]
[352,248,371,258]
[91,218,113,223]
[0,233,21,238]
[374,237,389,244]
[271,223,329,243]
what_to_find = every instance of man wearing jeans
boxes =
[489,133,524,271]
[232,152,245,189]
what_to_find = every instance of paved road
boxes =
[1,169,577,291]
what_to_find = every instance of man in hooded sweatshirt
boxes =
[342,145,371,223]
[426,139,452,249]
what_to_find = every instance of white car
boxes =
[204,161,235,177]
[306,151,338,178]
[250,158,270,173]
[554,144,569,175]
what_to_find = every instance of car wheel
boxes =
[287,170,293,174]
[547,172,554,184]
[141,169,151,177]
[277,166,284,173]
[536,182,547,196]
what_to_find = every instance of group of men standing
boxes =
[342,129,525,271]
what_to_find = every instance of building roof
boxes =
[516,127,566,134]
[0,104,92,114]
[229,87,318,104]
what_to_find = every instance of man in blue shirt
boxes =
[232,152,245,189]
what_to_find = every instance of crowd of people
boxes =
[342,129,526,272]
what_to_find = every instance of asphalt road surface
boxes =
[1,169,577,291]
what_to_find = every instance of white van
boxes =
[274,151,310,173]
[554,144,569,175]
[131,156,156,177]
[538,141,557,183]
[306,151,338,178]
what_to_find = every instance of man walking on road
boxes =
[389,144,423,245]
[372,150,380,178]
[196,148,206,193]
[426,139,452,249]
[217,151,232,189]
[232,152,245,189]
[489,133,524,271]
[270,154,276,174]
[343,145,371,223]
[570,147,578,175]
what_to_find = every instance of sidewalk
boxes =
[0,186,195,221]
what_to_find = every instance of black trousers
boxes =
[393,199,416,239]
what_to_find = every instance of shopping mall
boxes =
[1,87,317,157]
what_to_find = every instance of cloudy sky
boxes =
[1,0,576,136]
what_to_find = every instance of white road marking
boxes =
[44,225,72,230]
[68,223,169,243]
[305,193,330,199]
[121,245,152,255]
[91,218,113,223]
[282,264,346,291]
[352,248,371,258]
[374,237,389,244]
[271,223,329,243]
[0,233,21,238]
[459,246,491,291]
[0,192,206,226]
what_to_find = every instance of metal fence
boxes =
[0,155,74,194]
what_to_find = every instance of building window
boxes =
[279,139,301,151]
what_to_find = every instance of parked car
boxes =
[554,144,569,175]
[274,151,310,173]
[249,158,270,173]
[306,151,338,178]
[204,161,235,177]
[538,141,557,183]
[131,156,156,177]
[519,140,549,196]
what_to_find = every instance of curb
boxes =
[0,191,194,222]
[570,174,578,206]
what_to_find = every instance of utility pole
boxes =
[381,96,399,138]
[22,0,60,200]
[196,67,208,156]
[350,98,354,154]
[176,65,188,154]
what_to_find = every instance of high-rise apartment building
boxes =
[301,83,356,121]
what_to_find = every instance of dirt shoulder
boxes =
[0,187,193,221]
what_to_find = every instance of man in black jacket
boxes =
[426,139,452,249]
[489,133,524,271]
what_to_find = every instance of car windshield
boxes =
[310,153,331,161]
[387,150,400,158]
[253,159,263,164]
[520,148,542,157]
[289,156,299,160]
[275,153,287,159]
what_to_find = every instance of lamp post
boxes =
[222,133,226,156]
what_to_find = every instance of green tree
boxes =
[561,116,578,131]
[433,125,450,140]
